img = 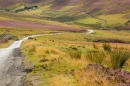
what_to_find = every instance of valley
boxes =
[0,0,130,86]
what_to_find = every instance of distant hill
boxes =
[0,0,130,30]
[0,0,130,15]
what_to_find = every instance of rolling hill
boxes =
[0,0,130,15]
[1,1,130,86]
[0,0,130,29]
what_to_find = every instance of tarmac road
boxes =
[87,29,95,34]
[0,36,31,86]
[0,33,63,86]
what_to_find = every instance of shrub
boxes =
[0,39,8,43]
[103,43,111,52]
[110,47,130,69]
[68,50,82,59]
[86,49,105,64]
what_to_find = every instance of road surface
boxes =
[0,33,62,86]
[87,29,95,34]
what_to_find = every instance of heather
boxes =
[0,0,130,86]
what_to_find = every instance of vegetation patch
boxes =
[110,47,130,69]
[21,34,130,86]
[86,49,105,64]
[98,14,130,29]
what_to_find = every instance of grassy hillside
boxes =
[21,31,130,86]
[0,1,130,86]
[98,14,130,29]
[1,0,130,14]
[0,0,130,29]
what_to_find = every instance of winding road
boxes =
[0,33,62,86]
[0,29,94,86]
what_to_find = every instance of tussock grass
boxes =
[21,31,130,86]
[22,40,89,86]
[22,38,130,86]
[110,47,130,69]
[68,50,82,59]
[103,43,111,52]
[86,49,105,64]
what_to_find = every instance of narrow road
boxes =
[0,33,62,86]
[88,15,106,29]
[0,30,93,86]
[85,14,107,34]
[87,29,95,34]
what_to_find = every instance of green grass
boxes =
[1,6,129,30]
[86,49,105,64]
[21,32,130,86]
[20,5,51,15]
[75,16,102,25]
[98,14,130,28]
[35,30,130,44]
[68,49,82,59]
[0,27,50,39]
[110,47,130,69]
[42,10,102,28]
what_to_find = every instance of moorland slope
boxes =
[0,0,130,15]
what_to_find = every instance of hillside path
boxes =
[88,15,106,29]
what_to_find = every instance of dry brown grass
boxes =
[23,40,43,47]
[49,74,71,86]
[21,31,130,86]
[35,46,63,57]
[73,69,113,86]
